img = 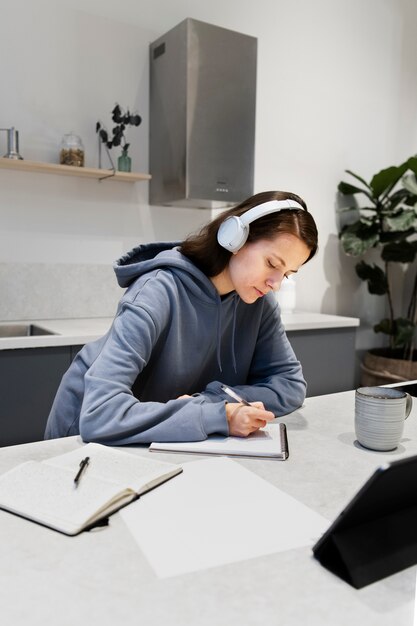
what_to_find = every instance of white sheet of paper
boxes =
[414,571,417,626]
[120,457,328,578]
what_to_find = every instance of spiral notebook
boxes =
[149,423,289,460]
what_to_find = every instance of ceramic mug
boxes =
[355,386,413,451]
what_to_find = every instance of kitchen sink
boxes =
[0,324,57,338]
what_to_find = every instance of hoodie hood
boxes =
[113,241,239,373]
[114,241,182,288]
[114,241,218,297]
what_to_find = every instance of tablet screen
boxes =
[313,454,417,551]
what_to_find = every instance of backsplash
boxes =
[0,263,121,321]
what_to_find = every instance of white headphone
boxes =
[217,199,305,253]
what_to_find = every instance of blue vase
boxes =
[117,152,132,172]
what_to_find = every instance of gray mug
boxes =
[355,386,413,451]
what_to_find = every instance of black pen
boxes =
[74,456,90,487]
[220,384,251,407]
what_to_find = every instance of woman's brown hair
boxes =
[180,190,318,277]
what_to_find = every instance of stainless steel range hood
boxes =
[149,18,257,209]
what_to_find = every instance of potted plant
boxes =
[337,155,417,385]
[96,104,142,172]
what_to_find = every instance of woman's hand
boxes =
[225,401,275,437]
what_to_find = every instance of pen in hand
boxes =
[220,384,251,406]
[221,385,275,437]
[74,456,90,487]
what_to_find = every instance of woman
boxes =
[45,190,318,444]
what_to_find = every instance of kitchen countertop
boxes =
[0,317,113,350]
[282,311,359,331]
[0,311,359,351]
[0,388,414,626]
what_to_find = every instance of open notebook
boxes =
[150,423,289,460]
[0,443,182,536]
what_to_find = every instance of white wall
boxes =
[1,0,417,349]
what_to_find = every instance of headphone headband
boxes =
[217,197,305,253]
[240,199,305,226]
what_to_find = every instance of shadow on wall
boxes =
[321,232,359,318]
[321,233,388,386]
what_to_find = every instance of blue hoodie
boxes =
[44,242,306,444]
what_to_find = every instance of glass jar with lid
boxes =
[59,132,85,167]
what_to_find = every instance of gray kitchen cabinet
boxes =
[0,346,83,447]
[0,320,356,447]
[287,327,356,397]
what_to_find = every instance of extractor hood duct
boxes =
[149,18,257,209]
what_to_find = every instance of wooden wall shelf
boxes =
[0,157,151,183]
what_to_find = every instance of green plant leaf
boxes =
[345,170,372,189]
[356,261,388,294]
[340,232,379,256]
[374,318,393,336]
[112,104,123,124]
[381,241,416,263]
[358,207,378,226]
[393,318,416,348]
[337,181,367,195]
[338,171,375,201]
[370,162,410,198]
[405,155,417,176]
[402,174,417,195]
[340,229,379,256]
[99,129,108,143]
[129,114,142,126]
[359,216,375,227]
[359,207,377,215]
[383,188,415,214]
[383,210,417,232]
[376,318,416,347]
[379,227,415,243]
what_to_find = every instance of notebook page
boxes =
[46,443,181,493]
[0,461,131,535]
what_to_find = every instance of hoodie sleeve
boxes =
[197,297,306,416]
[78,294,228,445]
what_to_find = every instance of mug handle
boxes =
[405,392,413,419]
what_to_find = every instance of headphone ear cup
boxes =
[217,216,249,252]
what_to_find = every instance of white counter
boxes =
[0,388,414,626]
[282,311,359,331]
[0,311,359,350]
[0,317,113,350]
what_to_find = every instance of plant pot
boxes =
[361,348,417,386]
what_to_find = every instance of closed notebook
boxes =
[150,423,289,460]
[0,443,182,536]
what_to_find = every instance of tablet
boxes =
[312,454,417,588]
[390,381,417,397]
